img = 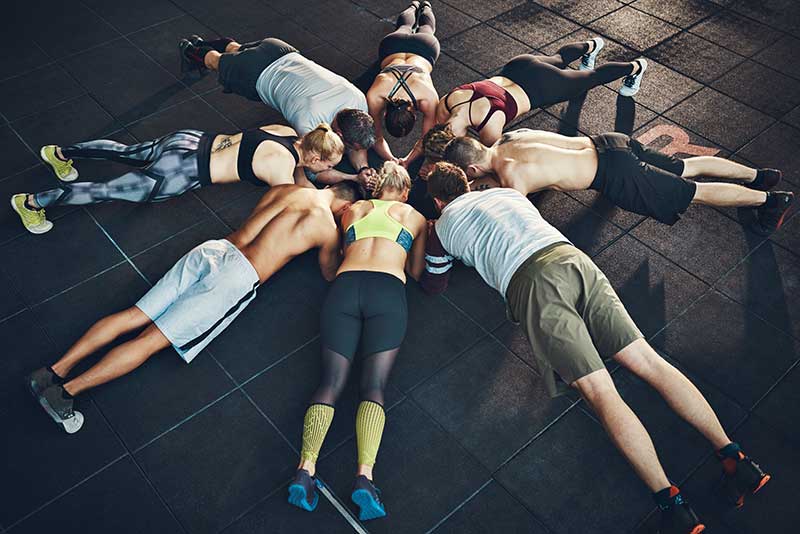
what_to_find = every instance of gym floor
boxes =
[1,1,798,533]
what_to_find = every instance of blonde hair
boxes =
[300,122,345,161]
[373,161,412,198]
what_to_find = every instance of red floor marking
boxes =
[635,124,720,157]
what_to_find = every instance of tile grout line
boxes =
[3,454,129,531]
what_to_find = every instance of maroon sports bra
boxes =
[444,80,519,132]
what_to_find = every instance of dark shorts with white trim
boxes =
[135,239,260,363]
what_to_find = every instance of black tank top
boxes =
[237,129,299,186]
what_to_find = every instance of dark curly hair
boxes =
[384,98,416,137]
[422,123,456,159]
[427,161,469,204]
[329,180,367,202]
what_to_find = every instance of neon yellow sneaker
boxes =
[40,145,78,182]
[11,194,53,234]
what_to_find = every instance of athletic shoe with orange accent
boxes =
[753,191,794,236]
[718,452,771,508]
[657,488,705,534]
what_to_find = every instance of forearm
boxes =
[373,137,396,162]
[314,168,358,185]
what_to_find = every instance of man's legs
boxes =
[50,306,152,381]
[613,339,730,450]
[572,368,671,491]
[62,321,170,396]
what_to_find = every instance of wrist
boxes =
[358,166,370,174]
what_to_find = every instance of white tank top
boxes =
[435,189,569,297]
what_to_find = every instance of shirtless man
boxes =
[179,35,376,187]
[12,124,344,234]
[443,129,793,235]
[25,182,365,433]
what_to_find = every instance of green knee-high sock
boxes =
[300,403,335,462]
[356,400,386,467]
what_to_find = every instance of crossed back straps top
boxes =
[381,64,424,109]
[444,80,519,132]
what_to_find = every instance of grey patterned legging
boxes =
[34,130,205,208]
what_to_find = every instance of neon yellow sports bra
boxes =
[344,199,414,252]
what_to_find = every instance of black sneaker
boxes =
[747,168,782,191]
[38,385,83,434]
[717,452,771,509]
[287,469,321,512]
[190,34,234,54]
[753,191,794,236]
[351,475,386,521]
[26,366,62,399]
[178,38,209,74]
[658,495,705,534]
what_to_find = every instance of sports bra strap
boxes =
[386,68,418,109]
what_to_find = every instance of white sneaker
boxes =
[579,37,605,71]
[620,58,647,97]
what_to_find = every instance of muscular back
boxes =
[494,129,598,194]
[227,185,338,282]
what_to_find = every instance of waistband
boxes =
[589,134,612,191]
[197,132,218,186]
[336,269,407,287]
[506,242,573,298]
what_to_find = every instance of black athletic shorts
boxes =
[379,33,440,67]
[589,133,696,225]
[320,271,408,360]
[217,38,298,101]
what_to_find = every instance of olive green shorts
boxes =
[505,243,643,397]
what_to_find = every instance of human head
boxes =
[384,98,416,138]
[327,180,367,221]
[301,123,345,173]
[427,161,469,212]
[372,160,412,201]
[333,108,375,151]
[422,123,456,161]
[442,136,490,178]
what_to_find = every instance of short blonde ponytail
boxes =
[373,160,411,198]
[301,122,345,161]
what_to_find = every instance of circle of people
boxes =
[21,3,780,531]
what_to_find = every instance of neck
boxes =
[376,189,405,202]
[294,141,305,168]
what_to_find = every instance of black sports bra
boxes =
[381,64,423,109]
[237,129,299,186]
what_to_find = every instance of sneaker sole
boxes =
[287,484,318,512]
[10,196,53,234]
[40,146,78,182]
[37,392,84,433]
[351,489,386,521]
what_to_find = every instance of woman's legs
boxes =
[298,347,353,476]
[530,59,637,106]
[356,348,400,480]
[416,2,436,34]
[534,41,591,68]
[395,4,417,33]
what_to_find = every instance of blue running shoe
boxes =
[288,469,321,512]
[351,475,386,521]
[579,37,604,71]
[620,58,647,97]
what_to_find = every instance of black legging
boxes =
[378,3,440,66]
[310,347,399,406]
[313,270,407,407]
[501,42,636,107]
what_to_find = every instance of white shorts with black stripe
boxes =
[136,239,260,363]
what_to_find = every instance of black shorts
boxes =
[379,33,440,67]
[320,271,408,360]
[589,133,695,225]
[217,38,298,101]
